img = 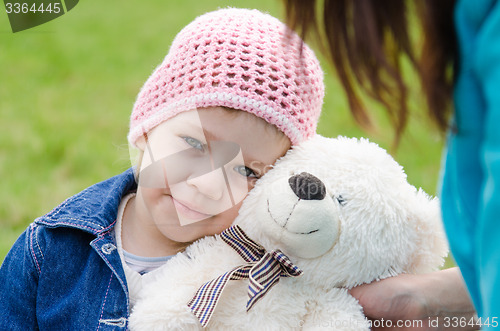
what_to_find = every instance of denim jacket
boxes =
[0,168,136,330]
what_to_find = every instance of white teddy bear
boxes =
[129,135,448,330]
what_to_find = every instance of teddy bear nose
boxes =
[288,172,326,200]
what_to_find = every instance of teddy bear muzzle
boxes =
[261,171,340,259]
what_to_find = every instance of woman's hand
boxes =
[349,268,477,330]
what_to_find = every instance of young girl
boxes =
[0,8,324,329]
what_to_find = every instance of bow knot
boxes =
[187,225,303,327]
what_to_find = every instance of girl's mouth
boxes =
[172,197,212,223]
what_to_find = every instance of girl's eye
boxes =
[182,136,204,151]
[234,165,258,178]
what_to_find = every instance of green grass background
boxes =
[0,0,446,264]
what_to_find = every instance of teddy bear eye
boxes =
[336,195,347,206]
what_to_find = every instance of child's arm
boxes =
[0,225,40,329]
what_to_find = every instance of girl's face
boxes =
[133,107,290,249]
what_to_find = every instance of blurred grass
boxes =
[0,1,445,264]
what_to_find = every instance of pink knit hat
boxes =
[128,8,324,147]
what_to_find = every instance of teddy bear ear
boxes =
[405,189,449,274]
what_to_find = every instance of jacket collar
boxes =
[35,168,137,236]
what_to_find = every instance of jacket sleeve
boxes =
[473,0,500,323]
[0,224,41,330]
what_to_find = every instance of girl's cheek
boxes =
[223,171,250,203]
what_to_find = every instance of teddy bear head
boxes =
[234,135,448,288]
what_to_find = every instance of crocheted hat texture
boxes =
[128,8,324,146]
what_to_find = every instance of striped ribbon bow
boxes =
[187,225,303,327]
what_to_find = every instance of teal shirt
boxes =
[441,0,500,325]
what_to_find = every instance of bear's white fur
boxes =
[129,135,448,330]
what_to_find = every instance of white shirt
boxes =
[114,193,173,308]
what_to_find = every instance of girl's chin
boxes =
[159,227,211,245]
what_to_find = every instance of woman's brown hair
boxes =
[283,0,457,145]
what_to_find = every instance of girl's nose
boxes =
[186,169,226,200]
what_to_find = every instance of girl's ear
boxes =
[134,149,144,179]
[135,135,147,151]
[129,138,146,182]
